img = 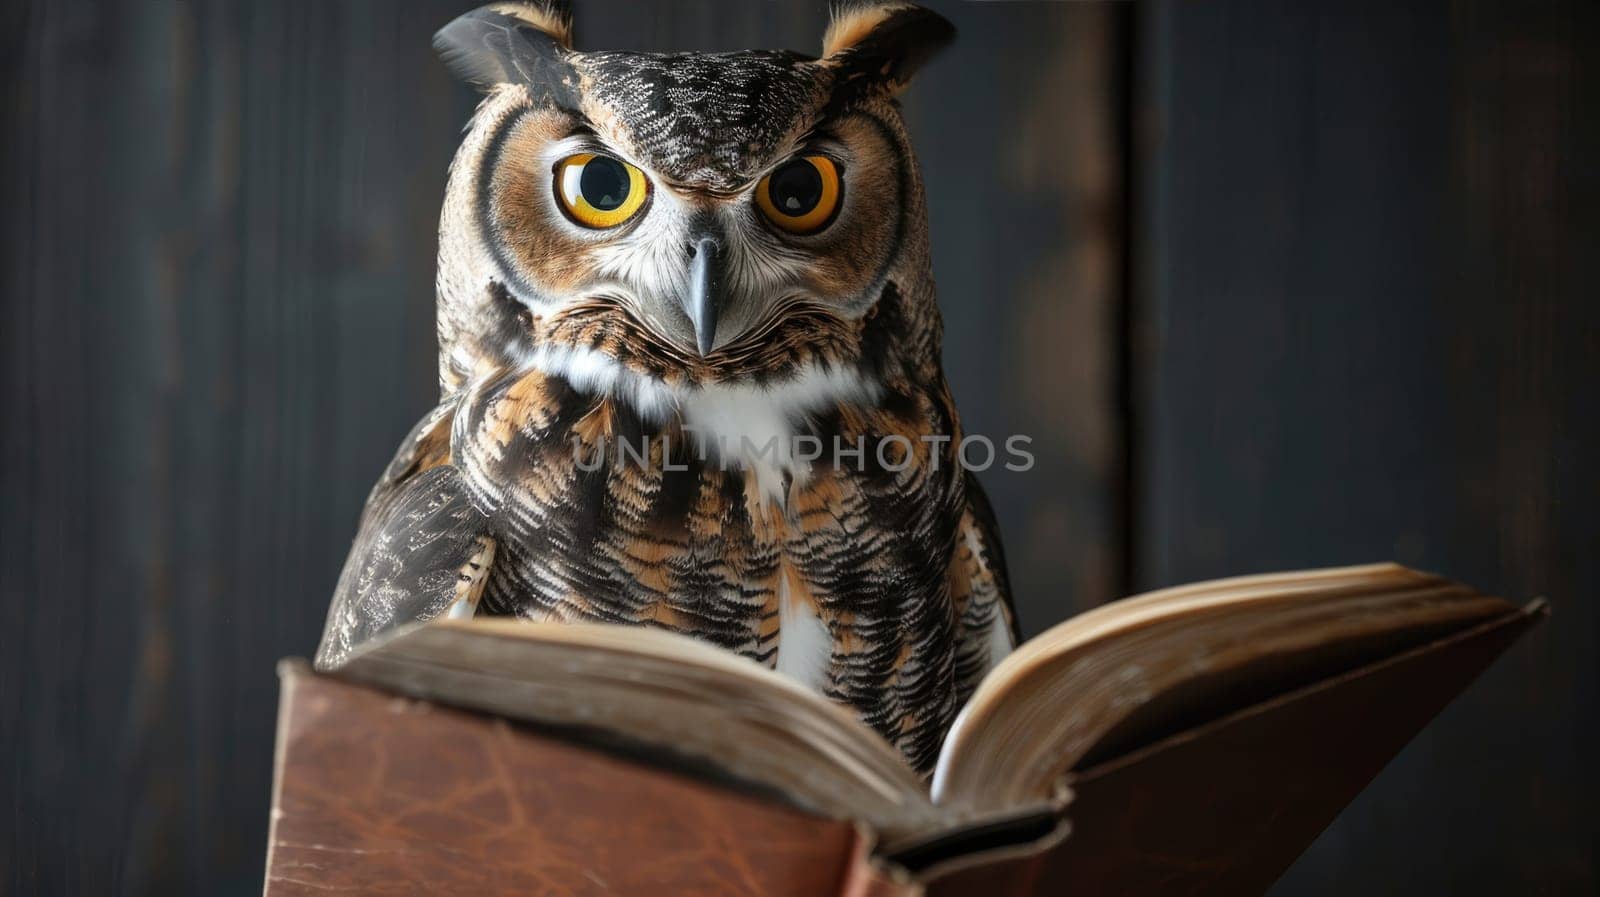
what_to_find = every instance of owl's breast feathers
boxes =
[319,282,1015,773]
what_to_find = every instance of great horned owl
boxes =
[316,0,1016,773]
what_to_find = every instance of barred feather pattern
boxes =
[445,281,1006,770]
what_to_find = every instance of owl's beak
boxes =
[684,235,723,357]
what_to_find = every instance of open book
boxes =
[321,562,1542,874]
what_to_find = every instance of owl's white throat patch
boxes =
[521,343,881,501]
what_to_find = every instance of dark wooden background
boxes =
[1,1,1593,894]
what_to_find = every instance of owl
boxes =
[315,0,1017,773]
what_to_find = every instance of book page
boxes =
[335,618,949,842]
[932,564,1515,812]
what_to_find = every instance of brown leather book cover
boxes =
[264,604,1542,896]
[263,662,914,897]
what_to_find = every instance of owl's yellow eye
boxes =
[554,153,649,228]
[756,155,841,234]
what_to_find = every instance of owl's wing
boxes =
[313,401,496,670]
[950,471,1019,701]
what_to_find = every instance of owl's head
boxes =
[433,1,954,397]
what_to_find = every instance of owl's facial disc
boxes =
[478,100,906,374]
[433,3,955,392]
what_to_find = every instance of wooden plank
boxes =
[1136,0,1597,892]
[2,2,474,893]
[908,0,1128,626]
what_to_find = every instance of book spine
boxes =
[838,826,924,897]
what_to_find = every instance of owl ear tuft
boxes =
[821,2,954,94]
[488,2,574,50]
[434,2,578,99]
